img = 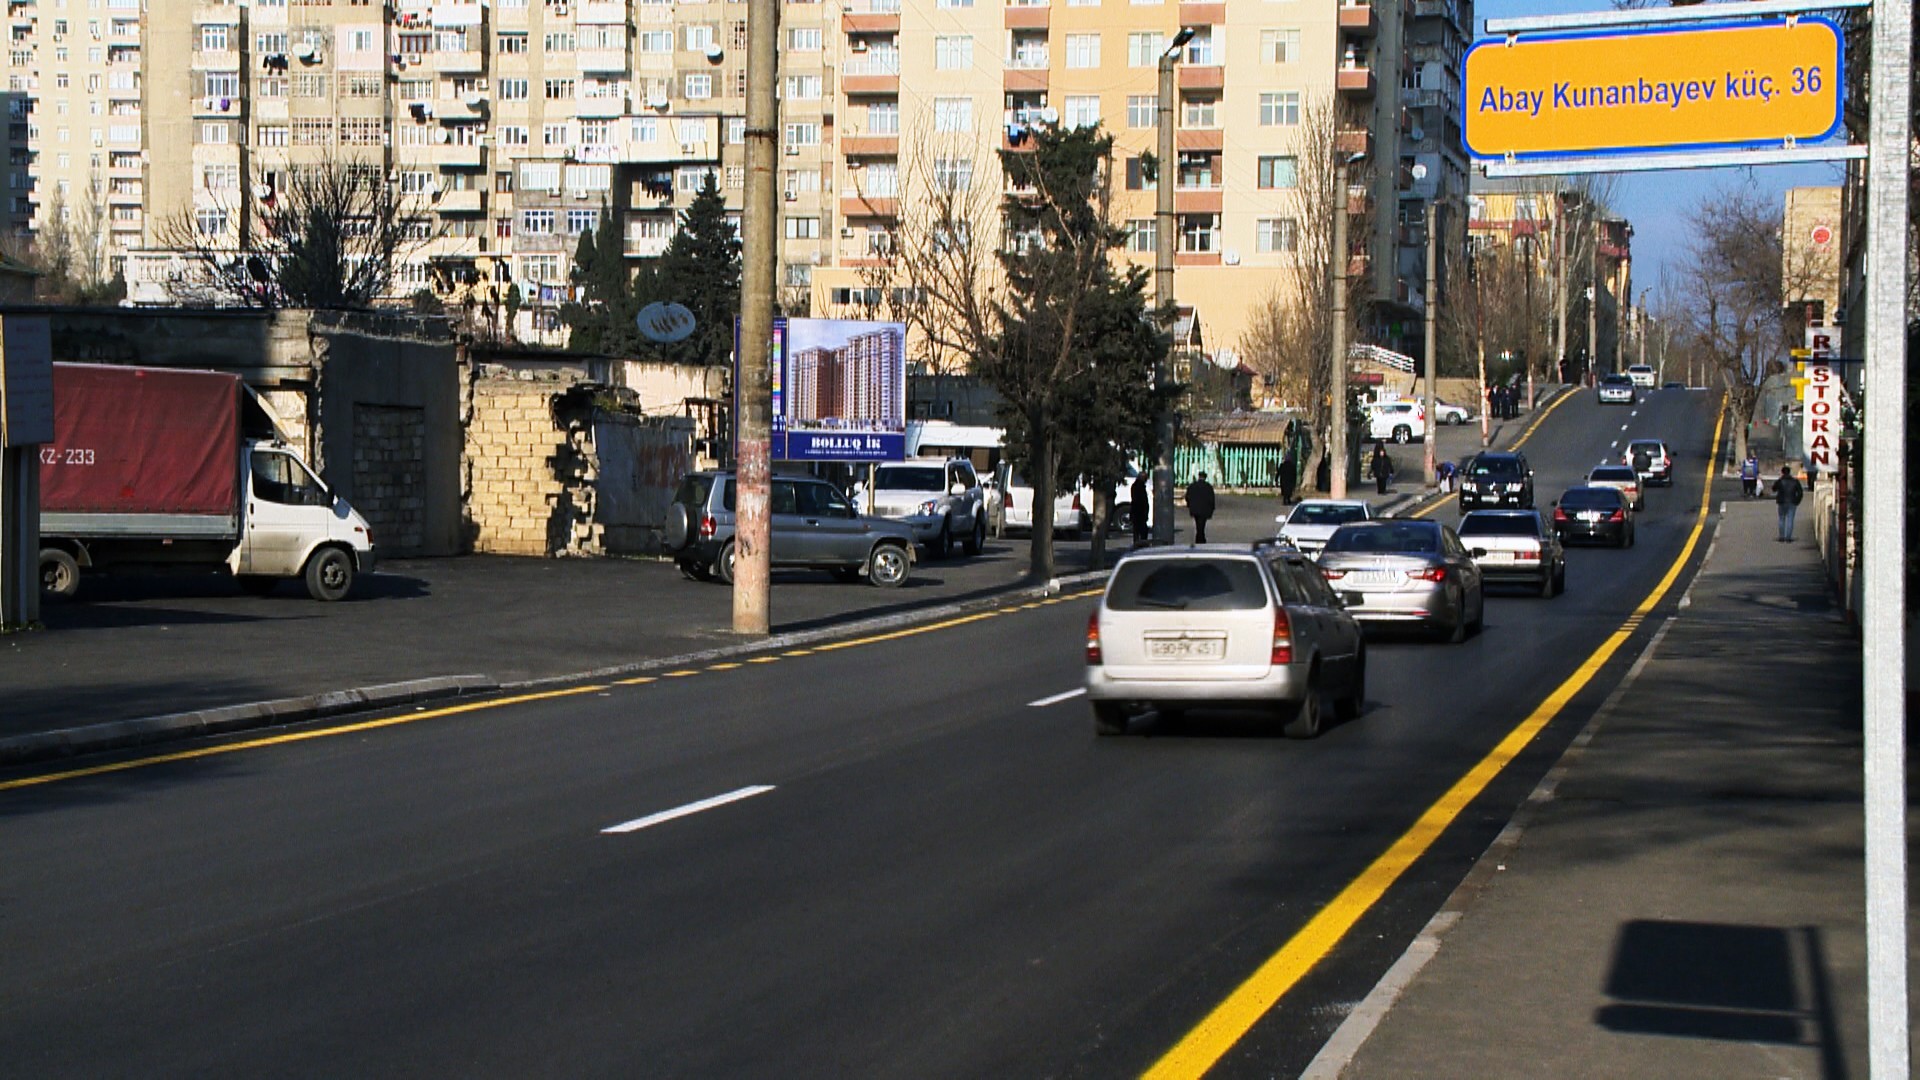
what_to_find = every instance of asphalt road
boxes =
[1,387,1726,1077]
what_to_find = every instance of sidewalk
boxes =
[1314,499,1875,1079]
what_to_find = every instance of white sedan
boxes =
[1274,499,1374,556]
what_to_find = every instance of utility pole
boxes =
[1329,152,1360,499]
[1523,221,1536,410]
[731,0,780,635]
[1151,27,1193,545]
[1473,252,1488,449]
[1422,199,1438,489]
[1586,217,1599,384]
[1554,194,1570,388]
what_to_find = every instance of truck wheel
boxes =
[39,549,80,600]
[304,547,355,601]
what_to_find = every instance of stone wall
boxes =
[465,376,571,557]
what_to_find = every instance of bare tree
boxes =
[1679,184,1825,463]
[7,181,125,304]
[153,153,436,309]
[1235,95,1371,487]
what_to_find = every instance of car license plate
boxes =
[1486,550,1513,561]
[1579,511,1602,522]
[1144,634,1226,661]
[1353,570,1399,586]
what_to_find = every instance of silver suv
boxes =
[664,471,916,587]
[1085,544,1366,739]
[863,458,987,559]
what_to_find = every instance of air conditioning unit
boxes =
[572,188,588,199]
[404,53,423,66]
[839,226,854,238]
[784,145,799,156]
[850,39,867,52]
[646,93,669,110]
[783,190,797,201]
[547,186,561,196]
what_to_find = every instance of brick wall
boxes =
[352,404,427,555]
[465,379,571,556]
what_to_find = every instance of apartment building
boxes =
[1781,185,1842,330]
[1468,177,1634,378]
[4,0,144,272]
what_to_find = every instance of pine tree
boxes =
[562,202,642,354]
[647,171,742,367]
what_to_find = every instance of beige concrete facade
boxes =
[1782,185,1842,327]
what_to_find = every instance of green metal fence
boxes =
[1173,444,1297,488]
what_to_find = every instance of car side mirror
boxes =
[1471,547,1488,558]
[950,483,967,497]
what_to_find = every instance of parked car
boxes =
[1597,373,1636,405]
[1626,363,1657,388]
[664,471,916,587]
[1274,499,1373,556]
[1586,463,1644,510]
[1316,519,1485,643]
[1434,400,1474,425]
[1458,451,1535,511]
[864,458,988,557]
[1085,544,1365,739]
[1552,486,1635,548]
[995,464,1083,538]
[1458,509,1565,597]
[1366,400,1427,444]
[1622,438,1674,487]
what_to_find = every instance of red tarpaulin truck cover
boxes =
[40,364,241,517]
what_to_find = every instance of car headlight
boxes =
[1508,482,1525,491]
[917,500,937,516]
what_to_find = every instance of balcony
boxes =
[575,1,626,23]
[1006,49,1048,70]
[192,95,243,118]
[1004,5,1048,29]
[576,48,626,73]
[437,94,489,121]
[106,185,142,205]
[191,48,241,71]
[842,10,899,33]
[433,142,484,168]
[1178,65,1224,91]
[1336,127,1372,155]
[1174,188,1223,214]
[431,2,486,26]
[1338,0,1377,33]
[1180,2,1226,25]
[842,57,899,94]
[1004,65,1048,93]
[1336,65,1376,96]
[434,188,484,213]
[1176,129,1223,152]
[625,235,670,258]
[840,193,898,219]
[575,93,626,118]
[435,49,485,74]
[840,133,898,157]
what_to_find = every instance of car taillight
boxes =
[1552,508,1570,523]
[698,513,717,539]
[1271,607,1293,665]
[1607,509,1626,522]
[1072,493,1084,511]
[1085,612,1103,665]
[1409,566,1448,582]
[1321,567,1347,581]
[1514,549,1540,561]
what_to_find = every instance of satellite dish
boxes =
[636,301,697,343]
[1222,250,1240,266]
[293,42,315,59]
[433,128,451,144]
[704,44,724,62]
[1410,163,1428,180]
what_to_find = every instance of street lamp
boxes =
[1328,149,1365,499]
[1151,25,1195,546]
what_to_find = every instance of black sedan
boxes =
[1459,451,1534,512]
[1552,486,1635,548]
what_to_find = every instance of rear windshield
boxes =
[1561,487,1625,509]
[1289,503,1368,526]
[1106,558,1269,612]
[1591,466,1637,481]
[1323,522,1440,554]
[1469,457,1522,477]
[1628,442,1664,454]
[674,475,714,508]
[1459,514,1541,537]
[1601,375,1632,386]
[874,466,944,492]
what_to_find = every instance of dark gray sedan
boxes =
[1317,519,1486,643]
[664,471,917,587]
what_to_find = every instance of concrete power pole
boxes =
[731,0,780,635]
[1587,223,1600,383]
[1329,154,1357,500]
[1422,199,1438,489]
[1554,197,1570,388]
[1151,29,1191,545]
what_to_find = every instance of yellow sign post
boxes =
[1464,18,1844,161]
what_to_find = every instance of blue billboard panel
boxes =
[747,317,906,463]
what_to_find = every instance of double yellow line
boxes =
[1144,398,1726,1079]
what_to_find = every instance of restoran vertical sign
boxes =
[1462,18,1844,161]
[1802,327,1841,474]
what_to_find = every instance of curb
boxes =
[0,571,1112,769]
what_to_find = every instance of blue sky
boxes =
[1473,0,1847,307]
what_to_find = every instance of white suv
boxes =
[1626,364,1656,388]
[866,458,988,558]
[1366,401,1427,444]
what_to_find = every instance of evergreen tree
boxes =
[562,203,641,354]
[647,171,742,367]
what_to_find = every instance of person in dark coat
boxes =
[1278,446,1298,504]
[1185,471,1216,544]
[1129,470,1150,546]
[1369,442,1394,495]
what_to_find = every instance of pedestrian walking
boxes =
[1129,470,1150,547]
[1185,471,1216,544]
[1369,441,1394,495]
[1278,446,1298,504]
[1771,465,1804,542]
[1739,453,1760,498]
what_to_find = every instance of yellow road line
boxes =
[747,656,781,665]
[1510,385,1579,450]
[615,676,658,686]
[1411,492,1457,519]
[1144,399,1727,1080]
[707,662,743,672]
[662,669,700,678]
[0,685,610,794]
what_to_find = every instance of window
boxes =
[1256,217,1298,253]
[544,78,575,100]
[257,124,289,147]
[580,118,612,145]
[340,117,383,145]
[344,74,382,97]
[201,72,240,98]
[936,0,972,7]
[1127,95,1156,128]
[684,24,715,50]
[292,73,328,98]
[201,163,240,189]
[1183,27,1214,64]
[684,73,711,98]
[866,101,899,135]
[566,208,597,234]
[1126,219,1155,252]
[783,121,819,147]
[499,125,529,146]
[498,77,529,100]
[497,31,527,53]
[1063,95,1099,129]
[637,29,671,53]
[521,209,554,235]
[1065,33,1099,68]
[677,165,716,190]
[255,30,286,54]
[933,156,972,191]
[784,74,821,100]
[787,27,820,50]
[1182,94,1217,127]
[1179,213,1217,253]
[1124,155,1155,191]
[195,206,228,236]
[1261,28,1300,63]
[199,121,232,144]
[396,170,432,195]
[543,122,568,146]
[198,24,228,50]
[1257,155,1298,189]
[784,216,819,239]
[783,168,821,195]
[934,35,972,69]
[1259,91,1300,126]
[784,262,812,287]
[519,254,560,284]
[932,97,971,133]
[543,30,575,51]
[725,165,744,189]
[862,161,898,196]
[630,117,658,143]
[1127,32,1165,67]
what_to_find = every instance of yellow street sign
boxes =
[1464,18,1844,161]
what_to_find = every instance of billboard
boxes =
[740,317,907,462]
